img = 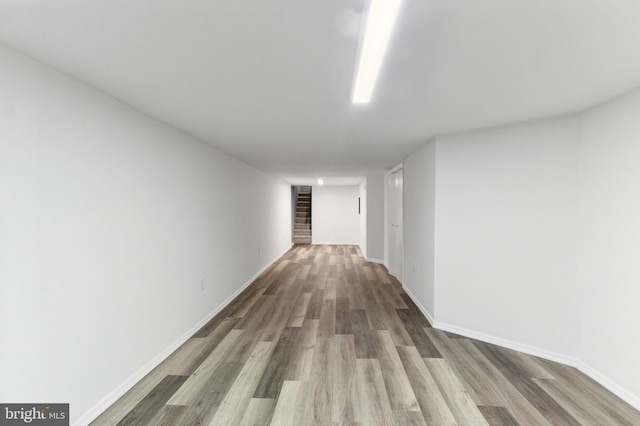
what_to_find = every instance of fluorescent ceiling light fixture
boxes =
[317,179,324,185]
[351,0,402,103]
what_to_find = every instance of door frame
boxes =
[387,164,404,282]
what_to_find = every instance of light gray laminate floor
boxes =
[91,244,640,425]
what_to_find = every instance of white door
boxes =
[388,168,403,282]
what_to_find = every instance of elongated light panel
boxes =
[352,0,402,103]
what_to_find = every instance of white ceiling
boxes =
[2,1,640,185]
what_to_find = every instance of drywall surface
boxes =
[434,117,581,356]
[365,173,385,263]
[578,87,640,401]
[403,141,436,321]
[401,97,640,408]
[0,46,291,424]
[312,185,360,245]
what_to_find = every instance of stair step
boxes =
[295,192,312,243]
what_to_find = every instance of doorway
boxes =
[388,167,403,281]
[292,186,312,244]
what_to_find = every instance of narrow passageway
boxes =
[93,245,640,425]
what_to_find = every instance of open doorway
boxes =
[292,186,312,244]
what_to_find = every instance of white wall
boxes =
[401,88,640,409]
[0,45,292,425]
[403,141,436,321]
[579,88,640,402]
[365,173,385,263]
[312,185,360,245]
[434,117,581,357]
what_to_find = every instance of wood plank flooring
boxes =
[92,244,640,425]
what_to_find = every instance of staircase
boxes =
[293,191,312,244]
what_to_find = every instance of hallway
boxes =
[92,245,640,425]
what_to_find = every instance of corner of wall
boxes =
[402,285,435,326]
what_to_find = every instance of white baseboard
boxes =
[432,321,579,367]
[402,285,435,326]
[75,244,292,426]
[75,309,221,426]
[401,288,640,413]
[577,361,640,411]
[366,257,385,265]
